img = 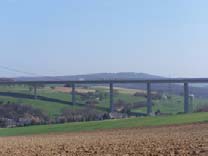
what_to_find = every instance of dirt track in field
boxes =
[1,123,208,156]
[54,87,95,93]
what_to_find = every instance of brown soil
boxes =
[1,123,208,156]
[54,87,95,93]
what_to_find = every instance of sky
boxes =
[0,0,208,77]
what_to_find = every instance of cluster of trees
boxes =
[79,90,107,101]
[114,100,131,114]
[0,103,111,128]
[56,108,109,123]
[195,105,208,112]
[76,90,108,107]
[133,92,162,100]
[0,103,49,128]
[114,99,151,114]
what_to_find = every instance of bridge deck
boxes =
[1,78,208,84]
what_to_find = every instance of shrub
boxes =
[0,103,49,127]
[134,92,162,100]
[114,100,131,114]
[59,108,107,123]
[195,105,208,112]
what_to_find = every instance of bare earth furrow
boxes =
[0,123,208,156]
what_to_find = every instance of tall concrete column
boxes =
[147,82,152,115]
[72,83,76,105]
[110,82,114,112]
[34,84,37,99]
[184,82,189,113]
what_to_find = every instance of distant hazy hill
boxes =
[15,72,164,81]
[15,72,208,98]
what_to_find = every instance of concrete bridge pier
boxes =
[72,83,76,105]
[184,82,189,113]
[147,82,152,115]
[34,84,37,99]
[110,82,114,112]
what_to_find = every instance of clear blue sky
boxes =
[0,0,208,77]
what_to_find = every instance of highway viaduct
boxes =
[1,78,208,115]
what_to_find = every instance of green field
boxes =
[0,85,208,136]
[0,85,207,118]
[0,85,147,117]
[0,112,208,136]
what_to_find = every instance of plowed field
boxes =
[0,123,208,156]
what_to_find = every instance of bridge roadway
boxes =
[1,78,208,115]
